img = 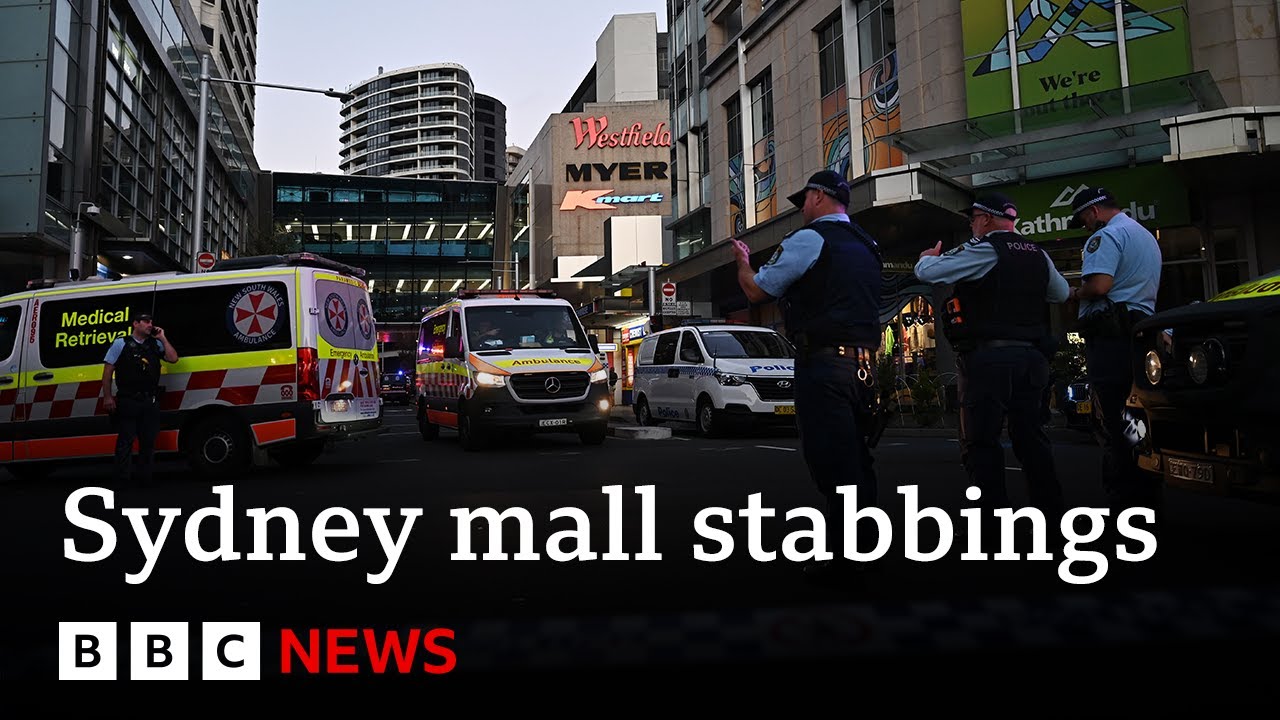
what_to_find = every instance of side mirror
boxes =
[588,335,600,353]
[443,334,463,359]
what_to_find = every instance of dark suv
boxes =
[380,372,413,405]
[1128,269,1280,501]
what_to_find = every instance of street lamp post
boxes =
[193,53,353,272]
[71,201,100,281]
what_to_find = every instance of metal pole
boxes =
[647,265,656,317]
[515,257,520,291]
[193,53,210,273]
[71,216,83,280]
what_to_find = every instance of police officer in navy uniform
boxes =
[915,193,1070,533]
[732,170,883,585]
[101,312,179,485]
[1066,187,1163,513]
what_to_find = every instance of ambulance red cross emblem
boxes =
[325,292,349,337]
[227,283,284,345]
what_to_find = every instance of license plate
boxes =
[1167,457,1214,484]
[538,418,568,427]
[1076,400,1091,415]
[774,405,796,416]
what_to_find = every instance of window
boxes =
[678,332,703,364]
[726,95,744,234]
[276,186,303,202]
[653,332,679,365]
[701,331,794,359]
[818,15,851,178]
[422,314,448,359]
[463,306,588,350]
[0,305,21,360]
[856,0,902,174]
[749,71,776,223]
[155,282,292,357]
[39,290,151,369]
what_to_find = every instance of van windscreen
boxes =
[465,306,589,350]
[700,331,794,359]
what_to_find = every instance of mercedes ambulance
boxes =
[0,253,382,480]
[632,323,796,437]
[414,289,612,449]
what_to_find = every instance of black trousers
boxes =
[793,352,878,553]
[113,394,161,484]
[958,346,1063,520]
[1084,333,1163,510]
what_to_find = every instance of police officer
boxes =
[1066,187,1163,512]
[101,312,179,486]
[915,193,1070,531]
[732,170,883,585]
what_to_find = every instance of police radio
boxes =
[941,295,973,351]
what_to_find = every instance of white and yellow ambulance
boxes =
[0,253,382,480]
[415,289,612,449]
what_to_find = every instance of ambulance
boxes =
[0,253,382,480]
[415,289,612,449]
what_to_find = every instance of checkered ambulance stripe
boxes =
[13,364,298,422]
[447,586,1280,670]
[318,358,378,398]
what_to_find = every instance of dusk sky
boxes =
[253,0,667,175]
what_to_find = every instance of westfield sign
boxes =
[571,116,672,150]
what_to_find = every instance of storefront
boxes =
[616,317,651,406]
[882,295,939,377]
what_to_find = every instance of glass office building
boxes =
[266,172,507,325]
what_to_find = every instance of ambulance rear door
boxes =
[314,272,380,424]
[0,297,29,464]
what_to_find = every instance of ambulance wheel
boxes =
[635,397,662,426]
[697,397,722,438]
[457,409,487,451]
[418,405,439,441]
[269,439,325,468]
[185,415,251,478]
[579,422,608,446]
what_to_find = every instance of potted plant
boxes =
[911,368,944,427]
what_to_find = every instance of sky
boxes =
[253,0,667,175]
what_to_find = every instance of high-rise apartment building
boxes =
[338,63,476,181]
[475,94,508,182]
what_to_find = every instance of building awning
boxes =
[99,237,187,276]
[890,72,1225,186]
[847,162,974,258]
[1160,106,1280,193]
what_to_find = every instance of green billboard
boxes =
[995,163,1188,243]
[962,0,1192,118]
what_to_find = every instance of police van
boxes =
[0,253,382,480]
[632,322,796,436]
[415,289,612,449]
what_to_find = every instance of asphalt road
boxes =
[3,405,1277,704]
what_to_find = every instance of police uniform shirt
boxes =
[915,233,1071,302]
[753,213,850,297]
[1078,212,1162,318]
[103,336,165,364]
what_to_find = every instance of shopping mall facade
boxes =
[634,0,1279,390]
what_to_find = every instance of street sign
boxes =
[661,282,676,299]
[676,301,691,317]
[196,251,217,272]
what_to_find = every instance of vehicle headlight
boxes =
[1144,350,1163,386]
[714,371,746,386]
[589,368,609,384]
[475,371,506,387]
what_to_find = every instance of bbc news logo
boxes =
[59,622,260,680]
[58,622,456,680]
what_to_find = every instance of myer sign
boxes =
[996,163,1187,242]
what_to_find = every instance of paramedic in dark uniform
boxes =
[1067,187,1163,512]
[732,170,883,585]
[101,312,179,485]
[915,193,1070,526]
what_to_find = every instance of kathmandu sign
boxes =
[571,116,672,150]
[560,190,665,211]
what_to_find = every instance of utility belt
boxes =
[1078,300,1149,341]
[791,335,887,448]
[117,388,161,402]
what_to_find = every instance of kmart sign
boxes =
[996,163,1188,242]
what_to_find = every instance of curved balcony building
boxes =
[339,63,475,180]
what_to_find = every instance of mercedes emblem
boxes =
[544,377,562,394]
